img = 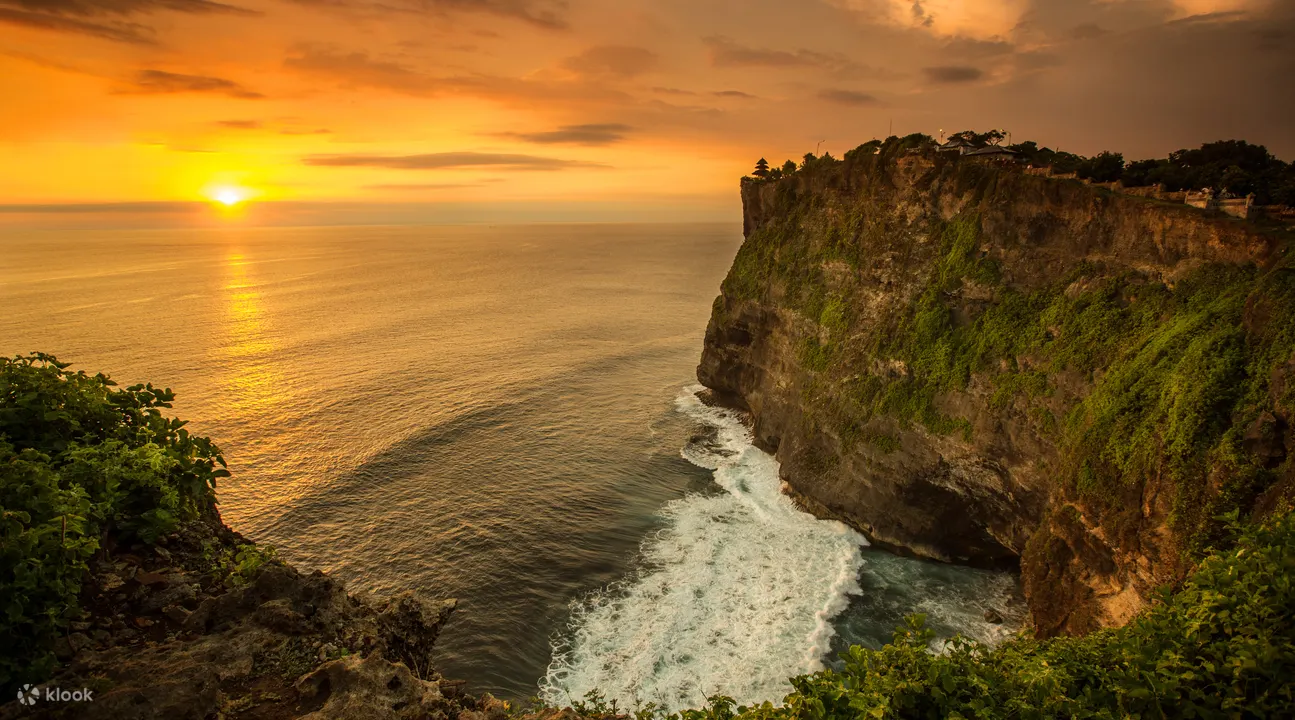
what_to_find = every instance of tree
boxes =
[782,159,797,175]
[1077,151,1125,183]
[950,129,1004,146]
[753,158,770,178]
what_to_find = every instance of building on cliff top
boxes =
[937,137,976,154]
[964,145,1020,162]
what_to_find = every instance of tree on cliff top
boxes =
[752,158,770,178]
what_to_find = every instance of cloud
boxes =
[0,0,255,43]
[713,89,755,98]
[364,182,480,190]
[279,127,332,135]
[651,86,697,96]
[495,123,633,145]
[122,69,264,98]
[303,151,607,170]
[0,7,151,42]
[216,119,261,129]
[819,88,880,106]
[283,0,567,29]
[702,35,860,73]
[561,46,657,77]
[1,0,252,14]
[285,46,438,94]
[0,201,199,213]
[922,65,983,83]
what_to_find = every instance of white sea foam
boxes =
[540,385,868,712]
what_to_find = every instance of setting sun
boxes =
[212,187,248,207]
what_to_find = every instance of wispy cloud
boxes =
[0,7,152,42]
[284,46,438,94]
[282,0,567,29]
[495,123,633,145]
[0,0,255,44]
[123,69,264,98]
[713,89,755,98]
[921,65,983,83]
[364,182,480,190]
[702,35,860,73]
[216,119,261,129]
[818,88,879,106]
[561,45,657,77]
[303,151,608,170]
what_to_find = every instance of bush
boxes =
[0,353,228,691]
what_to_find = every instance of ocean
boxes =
[1,222,1021,709]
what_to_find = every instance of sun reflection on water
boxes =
[220,250,286,423]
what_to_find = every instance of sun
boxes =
[211,187,248,207]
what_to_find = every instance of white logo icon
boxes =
[16,684,39,706]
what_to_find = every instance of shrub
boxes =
[0,353,229,691]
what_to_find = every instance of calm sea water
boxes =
[1,223,1021,708]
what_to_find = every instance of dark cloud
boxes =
[283,0,566,29]
[713,89,755,98]
[819,89,879,106]
[0,7,151,42]
[429,0,566,28]
[922,65,984,83]
[216,119,261,128]
[122,69,264,98]
[122,69,263,97]
[0,0,253,16]
[561,46,657,77]
[496,123,632,145]
[702,35,859,73]
[910,1,933,28]
[303,152,607,170]
[0,0,255,43]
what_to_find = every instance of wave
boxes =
[540,385,867,712]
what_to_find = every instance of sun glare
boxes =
[212,187,247,207]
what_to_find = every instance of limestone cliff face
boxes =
[699,149,1291,636]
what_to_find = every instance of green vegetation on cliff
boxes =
[0,354,236,690]
[725,142,1294,564]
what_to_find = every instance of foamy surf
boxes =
[539,385,868,712]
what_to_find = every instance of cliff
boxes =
[699,146,1295,636]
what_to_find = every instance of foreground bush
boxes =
[0,353,228,689]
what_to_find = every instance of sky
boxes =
[1,0,1293,224]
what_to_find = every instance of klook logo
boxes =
[13,684,94,705]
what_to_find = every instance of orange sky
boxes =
[1,0,1292,222]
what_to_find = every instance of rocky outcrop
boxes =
[699,148,1291,636]
[0,517,495,720]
